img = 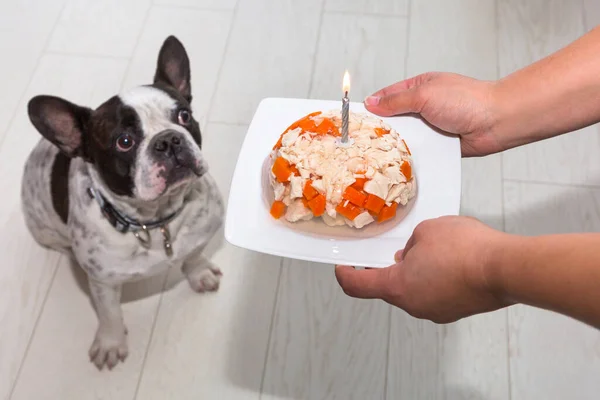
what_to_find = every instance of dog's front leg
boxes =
[88,278,128,370]
[182,248,222,293]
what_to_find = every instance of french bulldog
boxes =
[21,36,224,370]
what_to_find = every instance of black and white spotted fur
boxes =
[21,36,224,370]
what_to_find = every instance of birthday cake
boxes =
[268,110,416,228]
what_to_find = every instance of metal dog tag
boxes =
[133,225,152,249]
[161,225,173,257]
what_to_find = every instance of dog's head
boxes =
[27,36,205,202]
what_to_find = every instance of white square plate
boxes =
[224,98,461,268]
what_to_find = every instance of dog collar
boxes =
[87,187,183,257]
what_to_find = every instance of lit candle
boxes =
[341,70,351,143]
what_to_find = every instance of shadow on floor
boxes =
[223,259,489,399]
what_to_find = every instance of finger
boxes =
[369,73,436,98]
[394,233,418,262]
[394,251,403,263]
[365,88,423,117]
[404,233,418,253]
[365,73,437,115]
[370,80,414,99]
[364,79,416,112]
[335,265,393,299]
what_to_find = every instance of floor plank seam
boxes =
[205,0,240,123]
[0,1,67,151]
[402,0,412,80]
[7,256,62,400]
[503,178,600,190]
[43,50,131,61]
[505,309,513,400]
[257,259,284,399]
[132,271,171,400]
[206,120,249,127]
[151,3,235,14]
[306,0,327,99]
[581,0,590,31]
[117,2,153,92]
[383,305,393,400]
[323,9,409,19]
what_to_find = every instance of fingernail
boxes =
[364,96,380,106]
[394,250,402,263]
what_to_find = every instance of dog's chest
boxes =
[71,177,223,283]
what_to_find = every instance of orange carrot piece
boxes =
[375,127,390,137]
[342,186,367,207]
[298,118,318,132]
[301,197,310,208]
[315,118,340,136]
[402,139,411,155]
[282,111,322,133]
[377,202,398,223]
[297,111,322,132]
[289,164,300,176]
[272,157,292,183]
[351,178,367,190]
[275,111,324,149]
[336,200,363,221]
[303,180,319,200]
[364,193,386,214]
[270,201,286,219]
[307,194,326,217]
[400,161,412,181]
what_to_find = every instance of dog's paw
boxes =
[186,265,223,293]
[89,325,128,370]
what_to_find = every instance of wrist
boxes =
[482,231,531,305]
[486,78,522,152]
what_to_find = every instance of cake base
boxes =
[261,156,417,240]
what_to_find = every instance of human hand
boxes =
[365,72,502,157]
[335,216,512,323]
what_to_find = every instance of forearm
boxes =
[492,233,600,328]
[492,26,600,150]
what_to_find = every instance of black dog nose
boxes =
[153,130,184,155]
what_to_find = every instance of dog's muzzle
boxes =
[150,129,205,176]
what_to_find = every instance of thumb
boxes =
[365,87,422,117]
[335,265,393,299]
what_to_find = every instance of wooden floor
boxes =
[1,0,600,399]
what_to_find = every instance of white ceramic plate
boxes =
[224,98,461,268]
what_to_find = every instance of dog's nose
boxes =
[152,130,184,156]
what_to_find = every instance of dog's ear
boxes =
[27,95,91,158]
[154,35,192,103]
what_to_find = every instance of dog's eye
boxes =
[178,109,191,126]
[116,133,135,152]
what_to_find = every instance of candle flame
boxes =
[343,70,351,94]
